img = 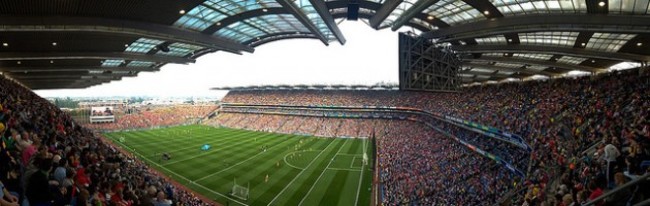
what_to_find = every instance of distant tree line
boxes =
[54,97,80,109]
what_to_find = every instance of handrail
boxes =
[583,173,650,206]
[633,198,650,206]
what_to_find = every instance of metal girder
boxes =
[391,0,440,31]
[463,62,559,76]
[422,15,650,41]
[452,45,650,62]
[309,0,346,44]
[26,79,111,90]
[0,16,253,54]
[244,32,319,48]
[466,56,604,73]
[369,0,404,29]
[0,52,194,64]
[0,66,158,72]
[7,72,136,79]
[461,69,510,78]
[276,0,330,45]
[13,75,122,80]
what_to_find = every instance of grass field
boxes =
[104,125,373,206]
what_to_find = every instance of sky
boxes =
[35,21,412,98]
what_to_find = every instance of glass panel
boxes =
[526,65,548,71]
[101,59,125,67]
[494,62,523,68]
[380,0,418,27]
[608,61,641,71]
[214,21,265,43]
[157,43,204,57]
[609,0,650,14]
[174,0,283,32]
[491,0,587,15]
[475,36,508,45]
[295,0,336,41]
[512,53,554,61]
[586,33,636,52]
[471,68,495,73]
[519,31,579,47]
[557,56,586,64]
[125,38,164,54]
[127,61,155,67]
[423,0,485,25]
[173,5,228,31]
[498,71,514,75]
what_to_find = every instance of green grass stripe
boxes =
[164,133,281,175]
[189,135,311,181]
[203,137,329,206]
[105,125,374,206]
[108,126,246,148]
[146,130,274,160]
[274,138,347,206]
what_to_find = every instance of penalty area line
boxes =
[110,137,249,206]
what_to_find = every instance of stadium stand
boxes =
[0,75,214,206]
[213,69,649,205]
[84,105,217,131]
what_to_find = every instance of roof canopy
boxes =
[1,0,648,89]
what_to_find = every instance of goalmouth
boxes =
[231,178,250,201]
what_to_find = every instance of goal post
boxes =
[231,178,249,201]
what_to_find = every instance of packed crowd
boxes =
[84,105,217,131]
[378,121,517,205]
[221,69,649,204]
[0,75,214,206]
[206,113,370,138]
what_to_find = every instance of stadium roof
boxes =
[1,0,649,89]
[212,84,399,91]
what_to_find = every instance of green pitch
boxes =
[104,125,373,206]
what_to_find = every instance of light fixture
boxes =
[508,39,512,42]
[179,9,186,14]
[52,42,57,46]
[262,8,268,12]
[124,44,129,47]
[17,61,21,64]
[598,1,606,7]
[2,43,7,47]
[483,10,490,15]
[591,59,595,63]
[427,15,434,20]
[637,42,643,47]
[581,42,586,47]
[50,60,54,64]
[216,22,221,26]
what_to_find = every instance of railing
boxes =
[583,173,650,206]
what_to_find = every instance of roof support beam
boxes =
[276,0,330,45]
[391,0,439,31]
[309,0,346,44]
[0,52,195,64]
[7,71,136,78]
[461,69,510,78]
[452,45,650,62]
[463,62,559,77]
[369,0,403,29]
[466,56,604,73]
[25,79,111,90]
[0,66,158,73]
[0,16,253,54]
[422,15,650,41]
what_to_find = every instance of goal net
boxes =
[231,179,249,201]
